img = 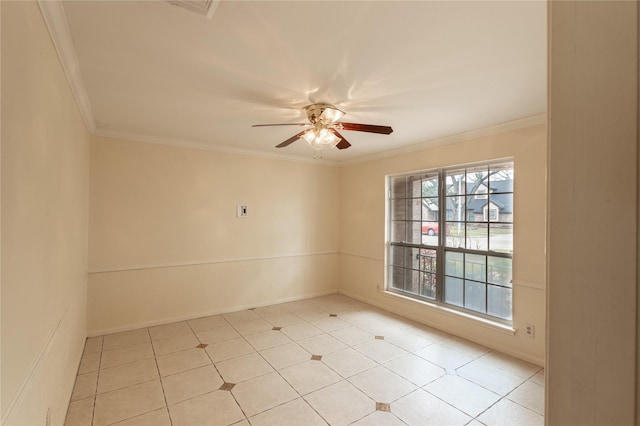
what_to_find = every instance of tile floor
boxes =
[65,294,544,426]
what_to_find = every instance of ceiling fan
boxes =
[252,103,393,155]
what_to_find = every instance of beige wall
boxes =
[339,123,547,365]
[547,1,638,424]
[1,2,90,425]
[88,137,340,334]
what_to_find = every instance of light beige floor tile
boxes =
[78,352,101,374]
[279,360,342,395]
[111,408,171,426]
[415,343,474,370]
[101,342,154,369]
[292,308,327,322]
[97,358,159,394]
[223,310,261,324]
[84,336,103,355]
[156,347,211,377]
[188,314,227,331]
[393,389,471,426]
[457,359,527,396]
[161,365,223,405]
[252,305,286,317]
[195,325,240,344]
[152,333,199,356]
[354,340,407,364]
[216,352,273,383]
[350,410,406,426]
[477,398,544,426]
[71,371,98,401]
[244,330,292,351]
[305,380,375,426]
[103,329,150,350]
[478,351,542,379]
[385,329,433,352]
[425,375,500,417]
[384,353,445,386]
[439,336,490,358]
[93,380,165,426]
[311,317,351,332]
[249,398,328,426]
[230,420,250,426]
[297,333,347,356]
[349,366,416,403]
[466,420,486,426]
[232,318,274,336]
[281,322,324,341]
[530,369,545,386]
[169,391,245,426]
[507,380,545,415]
[330,326,374,346]
[149,321,193,340]
[262,312,304,327]
[259,342,311,370]
[64,397,94,426]
[322,348,378,378]
[358,319,402,336]
[231,372,299,417]
[205,337,255,362]
[405,324,450,342]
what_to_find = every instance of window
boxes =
[387,161,514,321]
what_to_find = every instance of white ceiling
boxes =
[59,0,547,162]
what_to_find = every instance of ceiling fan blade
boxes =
[340,122,393,135]
[276,130,307,148]
[252,123,308,127]
[331,130,351,150]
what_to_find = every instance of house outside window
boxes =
[387,160,514,321]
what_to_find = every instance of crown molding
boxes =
[38,1,96,132]
[342,113,548,166]
[93,128,341,166]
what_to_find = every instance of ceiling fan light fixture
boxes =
[303,128,339,149]
[320,107,345,124]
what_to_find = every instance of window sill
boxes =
[382,290,516,336]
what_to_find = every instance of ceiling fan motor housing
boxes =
[304,103,345,126]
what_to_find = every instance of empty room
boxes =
[2,1,638,426]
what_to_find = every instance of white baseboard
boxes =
[88,288,338,337]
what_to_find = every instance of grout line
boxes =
[146,328,173,426]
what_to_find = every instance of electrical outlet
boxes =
[525,323,535,337]
[236,204,248,218]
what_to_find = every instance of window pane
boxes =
[390,266,405,290]
[420,249,437,273]
[390,176,408,199]
[446,222,465,248]
[390,246,405,267]
[404,269,420,294]
[421,272,436,299]
[391,221,406,242]
[489,223,513,254]
[466,223,488,251]
[489,193,513,222]
[488,285,512,320]
[423,197,439,220]
[465,254,486,281]
[446,196,466,222]
[409,177,422,198]
[445,251,464,277]
[466,195,486,222]
[489,163,514,192]
[445,276,463,306]
[422,173,439,197]
[407,221,422,244]
[466,165,489,195]
[487,256,512,287]
[407,198,422,221]
[391,198,406,221]
[446,169,465,195]
[464,280,486,313]
[409,247,421,269]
